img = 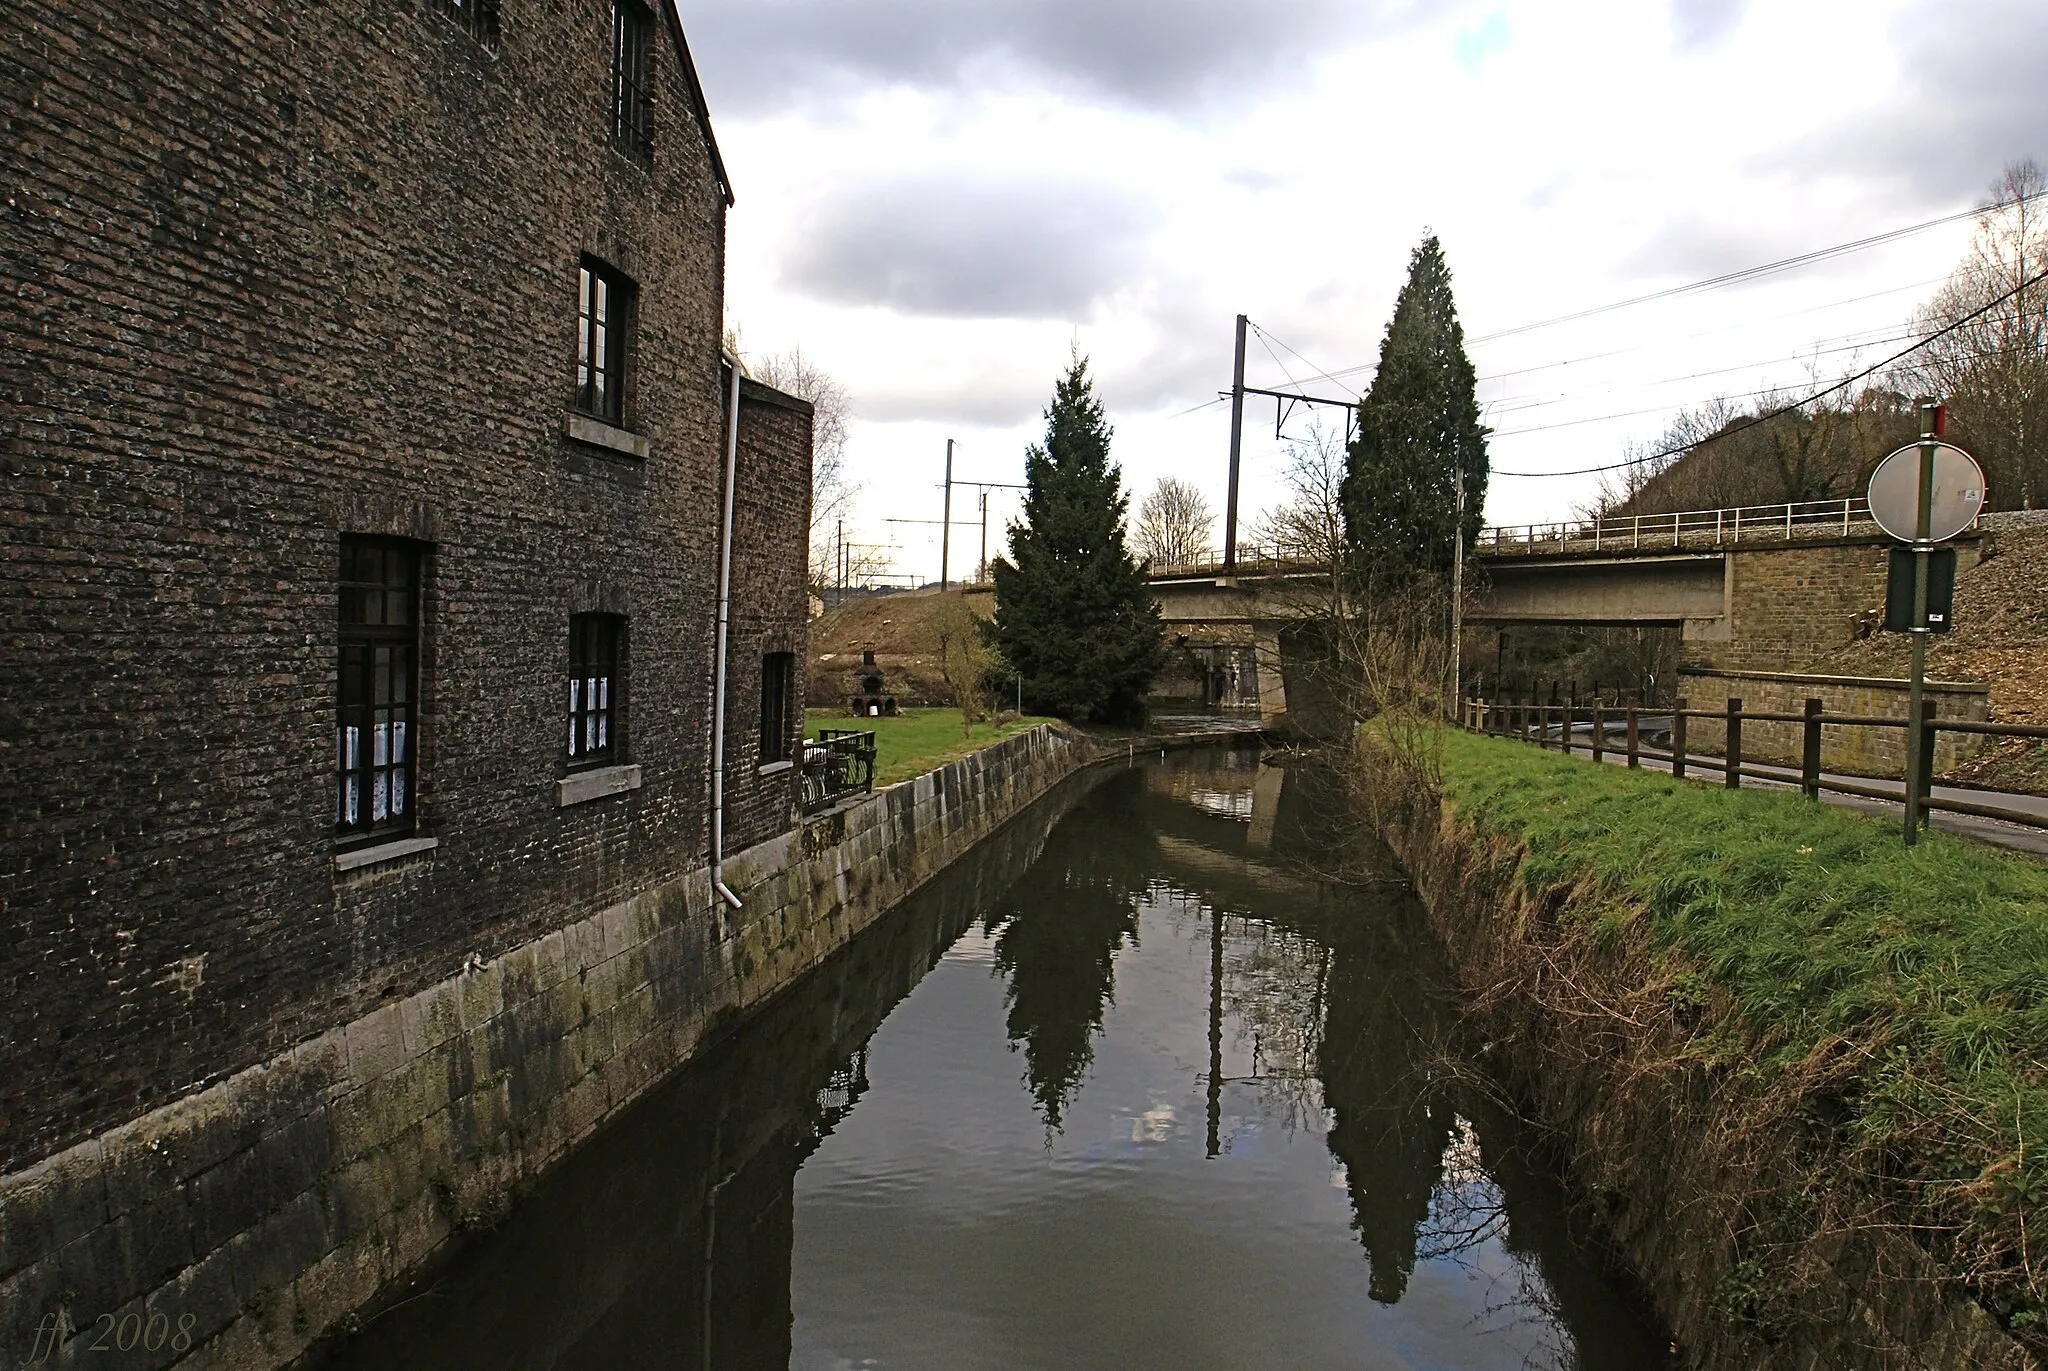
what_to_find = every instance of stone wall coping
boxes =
[555,764,643,807]
[1679,667,1989,693]
[333,836,441,874]
[561,412,651,459]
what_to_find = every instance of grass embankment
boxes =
[1434,728,2048,1347]
[805,708,1054,786]
[808,588,994,706]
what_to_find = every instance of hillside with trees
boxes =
[1590,160,2046,520]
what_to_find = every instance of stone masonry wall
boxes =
[0,724,1095,1371]
[1702,536,1982,673]
[1678,668,1991,778]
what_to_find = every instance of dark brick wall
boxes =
[0,0,809,1169]
[721,380,814,855]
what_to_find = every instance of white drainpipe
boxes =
[710,351,745,911]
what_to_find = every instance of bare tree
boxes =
[931,595,995,729]
[1903,159,2048,509]
[1133,476,1216,569]
[1590,380,1910,520]
[1249,420,1348,566]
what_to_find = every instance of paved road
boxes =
[1510,722,2048,858]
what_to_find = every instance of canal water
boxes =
[313,749,1670,1371]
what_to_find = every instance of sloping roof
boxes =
[661,2,734,206]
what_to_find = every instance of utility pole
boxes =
[940,439,954,591]
[979,489,989,584]
[1223,313,1247,572]
[835,518,844,611]
[1450,457,1465,716]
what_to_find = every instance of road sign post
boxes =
[1904,422,1934,844]
[1866,405,1984,845]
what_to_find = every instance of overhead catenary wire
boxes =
[1484,330,1919,429]
[1487,331,2038,433]
[1301,194,2043,386]
[1493,260,2048,478]
[1239,279,1937,427]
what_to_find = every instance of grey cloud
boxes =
[677,0,1416,114]
[1787,0,2047,205]
[1669,0,1747,49]
[856,301,1236,428]
[856,378,1050,428]
[1619,223,1813,283]
[782,175,1151,319]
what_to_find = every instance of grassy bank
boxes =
[805,708,1054,786]
[1430,728,2048,1348]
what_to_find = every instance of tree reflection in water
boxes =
[1140,750,1619,1362]
[984,781,1154,1130]
[307,751,1669,1371]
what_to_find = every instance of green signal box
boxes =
[1884,545,1956,633]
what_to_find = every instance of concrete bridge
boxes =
[1148,498,1985,729]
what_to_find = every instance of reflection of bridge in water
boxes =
[1148,502,1986,732]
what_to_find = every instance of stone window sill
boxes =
[557,763,642,807]
[563,412,650,460]
[757,760,795,777]
[334,836,439,874]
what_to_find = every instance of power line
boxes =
[1488,333,2028,436]
[1484,330,1917,429]
[1248,321,1362,398]
[1306,194,2042,385]
[1473,280,1942,387]
[1468,196,2033,345]
[1493,260,2048,478]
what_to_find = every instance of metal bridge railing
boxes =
[1145,494,1967,576]
[1478,497,1891,556]
[1146,545,1332,578]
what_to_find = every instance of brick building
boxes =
[2,0,811,1181]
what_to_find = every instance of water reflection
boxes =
[986,781,1152,1128]
[311,748,1669,1371]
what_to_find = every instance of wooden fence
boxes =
[1462,695,2048,834]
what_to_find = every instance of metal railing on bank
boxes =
[801,728,877,815]
[1460,694,2048,834]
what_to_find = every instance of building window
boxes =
[610,0,653,159]
[760,652,796,764]
[338,539,421,846]
[569,614,625,768]
[575,258,633,424]
[435,0,498,45]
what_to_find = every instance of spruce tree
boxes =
[991,354,1165,724]
[1340,235,1490,591]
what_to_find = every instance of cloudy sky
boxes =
[680,0,2045,584]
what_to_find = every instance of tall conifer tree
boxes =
[992,354,1165,724]
[1340,236,1490,591]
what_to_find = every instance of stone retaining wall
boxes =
[1678,667,1991,777]
[0,724,1094,1371]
